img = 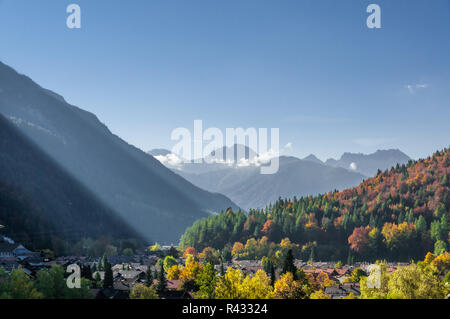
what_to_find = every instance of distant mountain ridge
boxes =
[152,147,366,209]
[325,149,411,177]
[302,154,323,165]
[0,61,239,244]
[179,155,366,210]
[152,146,411,210]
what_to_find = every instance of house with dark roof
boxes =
[13,244,34,257]
[21,256,49,272]
[0,257,20,272]
[0,242,37,259]
[0,242,18,258]
[114,269,146,281]
[324,283,361,299]
[107,255,137,266]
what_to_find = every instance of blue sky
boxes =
[0,0,449,160]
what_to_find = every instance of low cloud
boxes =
[154,153,183,167]
[236,149,279,168]
[405,83,428,94]
[156,148,280,169]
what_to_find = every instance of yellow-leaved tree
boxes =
[179,256,203,291]
[240,270,273,299]
[310,290,331,299]
[431,252,450,275]
[167,265,182,280]
[215,268,245,299]
[342,292,357,299]
[387,263,447,299]
[216,268,274,299]
[316,272,334,289]
[232,242,245,258]
[273,272,306,299]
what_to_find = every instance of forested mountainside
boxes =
[0,61,238,243]
[180,148,450,262]
[0,113,141,254]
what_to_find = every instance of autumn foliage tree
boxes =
[348,226,369,256]
[261,220,275,239]
[183,247,197,258]
[273,272,306,299]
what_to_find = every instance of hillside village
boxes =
[1,234,421,299]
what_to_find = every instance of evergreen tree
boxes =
[269,263,276,287]
[94,272,102,288]
[156,268,167,294]
[145,267,153,287]
[347,251,354,265]
[81,265,92,280]
[415,215,427,234]
[99,253,107,271]
[103,259,113,289]
[434,240,447,256]
[220,261,225,276]
[440,215,449,237]
[309,246,316,263]
[168,245,179,258]
[441,174,448,186]
[282,249,297,280]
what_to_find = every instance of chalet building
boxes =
[107,255,136,266]
[112,263,149,273]
[115,269,146,281]
[0,243,17,258]
[0,242,36,259]
[0,239,45,276]
[21,256,49,273]
[130,263,149,272]
[13,244,34,257]
[214,262,233,273]
[0,257,20,272]
[324,283,361,299]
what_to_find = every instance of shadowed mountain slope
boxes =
[0,113,141,252]
[0,62,238,243]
